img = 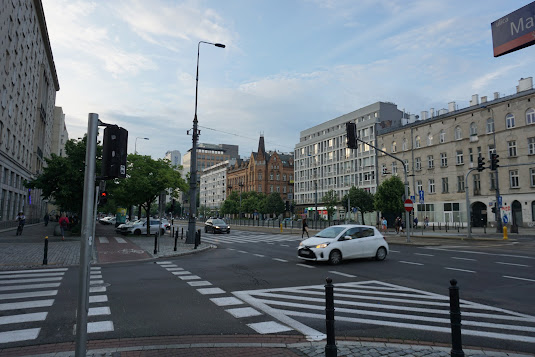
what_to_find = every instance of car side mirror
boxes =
[339,236,351,241]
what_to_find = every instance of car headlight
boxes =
[215,226,220,229]
[315,243,330,249]
[298,242,304,248]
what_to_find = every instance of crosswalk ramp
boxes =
[233,280,535,343]
[0,268,68,344]
[201,230,301,245]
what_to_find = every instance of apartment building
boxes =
[0,0,60,221]
[377,77,535,228]
[165,150,181,168]
[293,102,404,215]
[51,107,68,157]
[199,160,235,212]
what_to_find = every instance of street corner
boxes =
[94,235,152,263]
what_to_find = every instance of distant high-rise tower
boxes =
[165,150,182,169]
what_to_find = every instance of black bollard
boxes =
[172,226,174,237]
[43,236,49,265]
[153,231,158,254]
[449,279,464,357]
[174,230,178,251]
[181,227,184,240]
[484,225,486,234]
[325,277,337,357]
[194,229,201,249]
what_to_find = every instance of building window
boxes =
[526,108,535,125]
[473,174,481,195]
[428,179,435,194]
[414,136,421,148]
[454,126,462,140]
[270,173,273,180]
[276,186,280,193]
[403,159,409,173]
[392,141,397,153]
[417,180,423,192]
[427,133,433,146]
[428,155,434,169]
[440,153,447,167]
[283,174,287,181]
[509,170,519,188]
[487,144,496,157]
[506,113,515,129]
[470,122,477,136]
[392,162,397,175]
[508,141,517,157]
[486,118,494,133]
[457,175,465,192]
[258,172,262,180]
[276,173,280,180]
[439,130,445,143]
[402,138,407,151]
[415,157,421,171]
[490,172,496,190]
[441,177,449,193]
[258,185,262,192]
[270,185,273,193]
[528,137,535,155]
[381,164,387,175]
[456,150,464,165]
[530,168,535,187]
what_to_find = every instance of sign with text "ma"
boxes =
[491,1,535,57]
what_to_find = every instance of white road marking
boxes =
[398,261,423,266]
[160,264,176,268]
[445,267,476,273]
[90,274,102,279]
[179,275,201,280]
[226,307,262,318]
[496,262,530,267]
[247,321,292,334]
[91,267,101,270]
[328,271,356,278]
[0,268,68,275]
[0,283,60,292]
[197,288,226,295]
[0,312,47,325]
[296,264,315,269]
[237,250,248,253]
[273,258,288,262]
[88,307,111,316]
[89,286,106,293]
[389,250,400,253]
[253,254,265,257]
[90,280,104,285]
[156,261,173,264]
[425,247,535,260]
[114,237,127,243]
[0,277,62,285]
[167,267,184,271]
[98,237,109,243]
[452,257,477,261]
[414,253,434,257]
[89,295,108,303]
[0,272,65,279]
[0,299,54,311]
[280,244,290,247]
[172,271,191,275]
[87,321,114,333]
[187,281,212,287]
[210,297,243,306]
[0,328,40,343]
[503,275,535,283]
[0,290,57,300]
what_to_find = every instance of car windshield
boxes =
[212,219,226,225]
[314,226,346,238]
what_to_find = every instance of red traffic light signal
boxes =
[99,191,108,205]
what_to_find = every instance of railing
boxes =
[225,218,343,230]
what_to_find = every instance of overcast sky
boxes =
[41,0,534,160]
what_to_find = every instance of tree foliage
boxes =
[374,176,405,214]
[341,186,375,224]
[322,189,339,221]
[265,192,284,217]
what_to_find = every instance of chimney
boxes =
[470,94,479,106]
[448,101,456,112]
[481,96,487,103]
[517,77,533,92]
[494,92,500,99]
[430,108,434,118]
[421,111,428,120]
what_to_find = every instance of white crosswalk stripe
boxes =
[0,268,67,344]
[200,231,301,245]
[233,280,535,343]
[83,267,114,334]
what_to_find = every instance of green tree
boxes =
[322,189,339,222]
[242,191,265,215]
[108,154,187,234]
[374,176,405,214]
[220,191,240,216]
[341,186,375,224]
[26,136,102,217]
[265,192,285,217]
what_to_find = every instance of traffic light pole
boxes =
[493,168,503,233]
[465,167,478,239]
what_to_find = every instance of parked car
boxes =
[298,224,388,265]
[98,216,116,225]
[122,219,166,236]
[204,218,230,234]
[116,219,143,234]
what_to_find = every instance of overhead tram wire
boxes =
[197,125,294,151]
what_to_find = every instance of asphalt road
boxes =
[1,227,534,354]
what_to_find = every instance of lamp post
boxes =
[135,137,149,154]
[187,41,225,244]
[481,105,502,233]
[238,181,244,219]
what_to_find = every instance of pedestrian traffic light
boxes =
[346,122,357,149]
[99,191,108,206]
[101,125,128,179]
[490,153,500,170]
[477,156,485,172]
[491,205,496,213]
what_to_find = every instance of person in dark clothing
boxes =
[44,213,49,226]
[302,217,309,238]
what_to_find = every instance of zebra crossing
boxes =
[0,268,67,344]
[201,230,302,245]
[83,266,114,334]
[233,280,535,343]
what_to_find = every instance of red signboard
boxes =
[404,199,414,212]
[491,1,535,57]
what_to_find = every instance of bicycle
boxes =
[16,223,24,236]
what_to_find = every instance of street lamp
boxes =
[135,137,149,154]
[238,181,244,219]
[187,40,225,244]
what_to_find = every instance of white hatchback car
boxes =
[298,224,389,265]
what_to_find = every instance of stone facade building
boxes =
[376,77,535,228]
[0,0,60,221]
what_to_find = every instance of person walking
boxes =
[302,217,309,238]
[16,211,26,236]
[58,213,70,241]
[44,212,49,227]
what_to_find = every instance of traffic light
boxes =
[346,122,357,149]
[101,125,128,179]
[491,205,496,214]
[477,156,485,172]
[490,153,500,170]
[99,191,108,206]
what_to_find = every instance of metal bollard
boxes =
[172,226,174,237]
[449,279,464,357]
[503,226,508,240]
[325,277,337,357]
[484,225,486,234]
[181,227,184,240]
[194,229,201,249]
[153,231,158,254]
[174,230,178,251]
[43,236,49,265]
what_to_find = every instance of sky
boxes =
[41,0,535,161]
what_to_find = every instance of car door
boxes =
[337,227,362,259]
[206,219,213,232]
[358,227,379,257]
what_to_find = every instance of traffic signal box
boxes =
[102,125,128,179]
[477,156,485,172]
[99,191,108,206]
[346,122,358,149]
[490,153,500,170]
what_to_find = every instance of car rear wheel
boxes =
[134,229,141,236]
[375,247,387,261]
[328,250,342,265]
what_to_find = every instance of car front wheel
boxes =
[133,229,141,236]
[375,247,387,261]
[328,250,342,265]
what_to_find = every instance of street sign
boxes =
[404,199,414,212]
[419,190,425,204]
[503,214,509,224]
[410,195,415,201]
[491,1,535,57]
[498,195,503,207]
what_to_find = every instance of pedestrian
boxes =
[413,216,418,228]
[302,217,309,238]
[44,212,49,227]
[381,217,387,233]
[16,211,26,236]
[59,213,70,241]
[395,217,401,234]
[424,216,429,228]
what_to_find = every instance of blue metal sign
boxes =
[491,1,535,57]
[498,195,503,207]
[503,214,509,224]
[410,195,415,201]
[419,190,425,204]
